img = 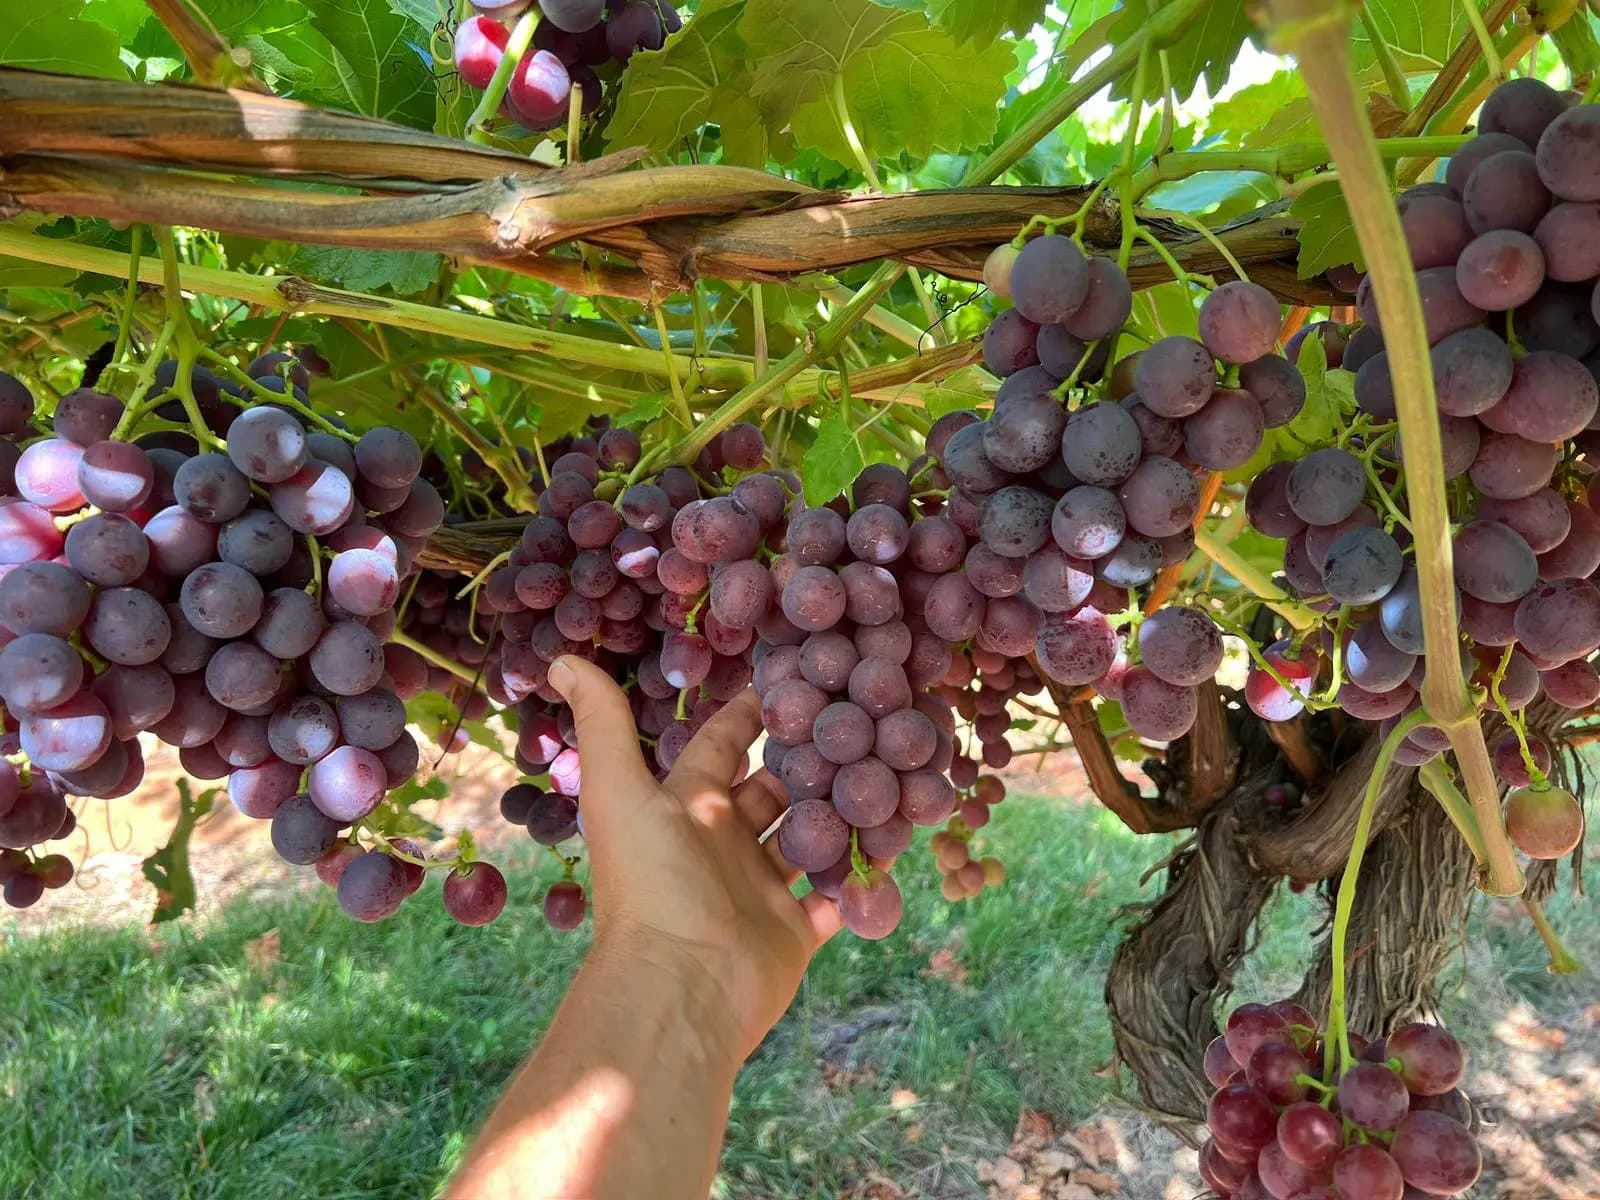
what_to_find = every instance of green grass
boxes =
[1,792,1595,1199]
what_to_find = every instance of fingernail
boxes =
[548,657,576,696]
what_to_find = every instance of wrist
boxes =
[585,923,747,1075]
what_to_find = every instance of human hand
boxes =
[548,655,841,1062]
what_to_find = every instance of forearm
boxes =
[446,936,743,1200]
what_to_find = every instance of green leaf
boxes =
[1113,733,1146,762]
[1096,700,1125,734]
[926,0,1047,46]
[1350,0,1468,75]
[615,391,672,429]
[0,1,128,77]
[283,245,441,295]
[140,780,218,925]
[1288,332,1351,447]
[741,0,1012,166]
[605,2,749,155]
[801,410,867,504]
[243,0,436,127]
[1291,181,1366,281]
[916,364,995,419]
[1110,0,1252,102]
[1205,70,1309,146]
[81,0,157,40]
[1146,172,1277,221]
[1552,15,1600,79]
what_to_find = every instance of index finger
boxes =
[666,688,764,800]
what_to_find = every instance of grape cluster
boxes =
[976,238,1307,738]
[453,0,681,134]
[1241,76,1597,852]
[1202,1001,1480,1199]
[0,354,511,924]
[929,773,1007,901]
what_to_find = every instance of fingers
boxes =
[667,688,763,799]
[799,890,844,947]
[547,656,656,809]
[732,769,786,838]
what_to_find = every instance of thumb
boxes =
[547,655,655,810]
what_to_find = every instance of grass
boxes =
[1,788,1595,1200]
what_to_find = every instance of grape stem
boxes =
[1416,759,1488,862]
[652,304,694,431]
[388,628,485,690]
[1326,707,1427,1081]
[464,10,540,145]
[1458,0,1505,79]
[109,225,145,368]
[1267,0,1524,898]
[153,228,227,453]
[1522,896,1581,974]
[1489,645,1548,788]
[1359,7,1413,114]
[1192,525,1316,629]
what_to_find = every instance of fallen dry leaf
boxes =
[244,927,280,972]
[1072,1168,1118,1193]
[922,947,969,985]
[889,1088,919,1110]
[979,1157,1027,1189]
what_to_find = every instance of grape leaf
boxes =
[917,364,996,419]
[81,0,158,40]
[925,0,1047,46]
[615,391,672,429]
[1291,181,1365,281]
[802,410,867,504]
[1205,70,1308,146]
[1109,0,1252,102]
[0,1,128,78]
[1287,332,1351,447]
[141,779,218,925]
[1350,0,1468,74]
[741,0,1013,166]
[605,2,749,154]
[284,245,441,296]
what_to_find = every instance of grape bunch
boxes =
[974,237,1306,738]
[453,0,681,134]
[0,354,520,925]
[1201,1000,1481,1199]
[1237,74,1598,853]
[929,773,1007,901]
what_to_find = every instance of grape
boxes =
[854,621,912,666]
[1277,1101,1342,1171]
[796,632,856,692]
[1286,448,1365,526]
[226,755,299,818]
[1036,326,1107,380]
[271,461,356,536]
[1062,402,1141,486]
[1046,486,1123,559]
[841,503,907,565]
[940,421,1010,494]
[73,439,152,512]
[1239,354,1306,428]
[1538,500,1600,579]
[20,693,111,772]
[1455,229,1545,310]
[224,407,307,484]
[271,793,343,865]
[15,439,86,512]
[53,388,122,446]
[1183,388,1265,470]
[177,562,261,641]
[1198,281,1280,364]
[1481,76,1568,149]
[1345,619,1416,692]
[354,427,421,489]
[705,559,771,631]
[1401,191,1473,267]
[309,620,386,696]
[82,586,171,667]
[923,572,984,640]
[1516,282,1600,356]
[202,641,281,712]
[1120,666,1197,739]
[212,712,271,768]
[1138,607,1223,687]
[1096,533,1161,587]
[327,548,400,617]
[308,745,387,823]
[453,14,509,88]
[1243,462,1304,539]
[1450,520,1538,604]
[606,1,664,62]
[1541,658,1600,708]
[267,694,339,765]
[337,850,408,922]
[902,516,963,575]
[1514,578,1600,662]
[1246,641,1320,720]
[1035,607,1115,685]
[506,49,572,128]
[1480,349,1597,441]
[975,486,1052,557]
[778,743,837,801]
[983,390,1067,472]
[874,709,937,772]
[1134,336,1215,417]
[809,701,872,766]
[1338,1062,1411,1130]
[0,371,34,435]
[544,881,586,930]
[761,679,829,747]
[253,587,326,660]
[0,499,62,564]
[443,862,508,927]
[1470,431,1560,499]
[1386,1022,1465,1095]
[144,505,219,577]
[1430,327,1513,416]
[1009,235,1089,324]
[847,657,911,720]
[1207,1083,1277,1155]
[1535,103,1600,201]
[1197,1141,1250,1195]
[216,509,293,575]
[1063,256,1133,340]
[1332,1146,1404,1200]
[978,594,1043,656]
[0,775,65,849]
[1354,352,1396,419]
[1463,149,1551,234]
[965,543,1025,598]
[832,757,899,827]
[1389,1111,1481,1195]
[1477,489,1570,553]
[1321,526,1403,605]
[838,868,903,939]
[1203,1036,1239,1088]
[1504,784,1584,857]
[171,452,250,523]
[526,790,580,845]
[778,797,850,871]
[981,309,1040,375]
[0,562,89,637]
[1121,397,1183,458]
[1023,544,1094,613]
